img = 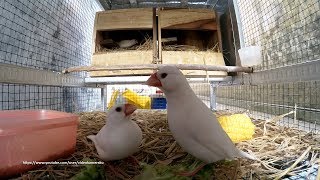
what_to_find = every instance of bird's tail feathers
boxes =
[86,135,103,159]
[87,135,96,143]
[238,150,257,160]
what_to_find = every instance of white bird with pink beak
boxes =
[146,66,256,176]
[87,103,142,161]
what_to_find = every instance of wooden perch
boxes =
[62,64,253,74]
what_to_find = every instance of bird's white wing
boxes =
[186,97,239,159]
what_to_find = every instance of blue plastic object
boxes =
[151,97,167,109]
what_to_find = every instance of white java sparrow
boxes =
[146,66,256,165]
[87,103,142,162]
[117,39,138,48]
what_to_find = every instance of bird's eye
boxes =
[161,73,168,79]
[115,107,122,112]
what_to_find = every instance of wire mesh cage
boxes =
[0,0,103,112]
[237,0,320,71]
[216,81,320,133]
[215,0,320,133]
[0,0,320,179]
[0,83,102,112]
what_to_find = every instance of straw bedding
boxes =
[96,37,220,52]
[15,110,320,180]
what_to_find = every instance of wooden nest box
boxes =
[91,8,227,77]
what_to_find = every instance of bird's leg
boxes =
[176,162,207,177]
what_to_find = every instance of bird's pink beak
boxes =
[124,104,137,116]
[146,73,162,87]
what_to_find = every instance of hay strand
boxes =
[316,160,320,180]
[263,110,294,135]
[273,146,312,180]
[96,36,221,53]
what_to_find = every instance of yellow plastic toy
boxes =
[107,90,120,109]
[217,113,255,143]
[122,89,151,109]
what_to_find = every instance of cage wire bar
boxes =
[98,0,228,13]
[0,0,104,112]
[0,83,101,112]
[0,0,231,113]
[0,0,319,134]
[0,1,319,179]
[214,0,320,133]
